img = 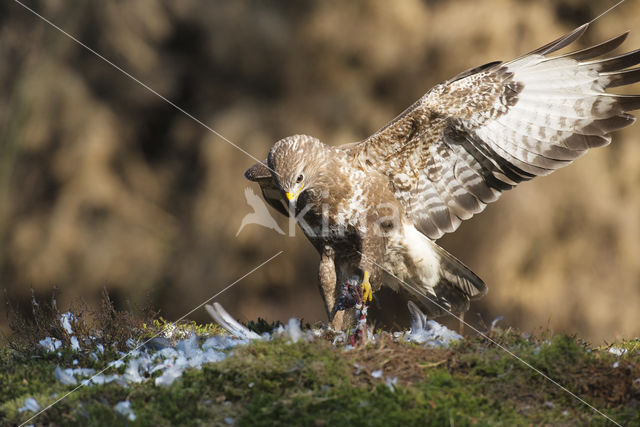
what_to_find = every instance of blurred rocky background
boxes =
[1,0,638,343]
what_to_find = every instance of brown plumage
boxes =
[245,22,640,329]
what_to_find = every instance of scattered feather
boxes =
[18,397,40,413]
[490,316,504,330]
[70,336,80,352]
[59,312,75,334]
[205,303,261,340]
[114,401,136,421]
[124,359,145,384]
[609,347,626,356]
[55,366,77,385]
[286,318,302,343]
[405,302,462,347]
[39,337,62,352]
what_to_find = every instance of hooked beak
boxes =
[285,182,304,202]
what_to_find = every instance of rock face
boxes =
[1,0,639,342]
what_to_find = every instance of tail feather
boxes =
[420,241,487,317]
[389,225,486,318]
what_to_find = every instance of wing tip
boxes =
[528,23,589,57]
[563,32,629,62]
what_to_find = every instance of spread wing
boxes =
[348,23,640,240]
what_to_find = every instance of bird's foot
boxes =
[361,270,373,303]
[351,271,373,345]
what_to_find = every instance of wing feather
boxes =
[526,24,588,56]
[347,23,640,239]
[560,32,628,61]
[604,67,640,87]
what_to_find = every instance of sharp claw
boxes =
[361,270,373,303]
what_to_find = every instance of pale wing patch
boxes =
[351,24,640,240]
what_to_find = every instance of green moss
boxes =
[1,324,638,426]
[602,338,640,358]
[140,317,225,341]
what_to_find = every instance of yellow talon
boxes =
[361,270,373,303]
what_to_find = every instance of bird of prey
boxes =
[245,22,640,330]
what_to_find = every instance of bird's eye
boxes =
[296,174,304,183]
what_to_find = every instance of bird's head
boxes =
[267,135,325,203]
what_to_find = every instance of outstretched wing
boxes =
[348,23,640,240]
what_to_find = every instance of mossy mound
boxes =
[2,325,639,426]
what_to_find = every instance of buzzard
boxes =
[245,22,640,330]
